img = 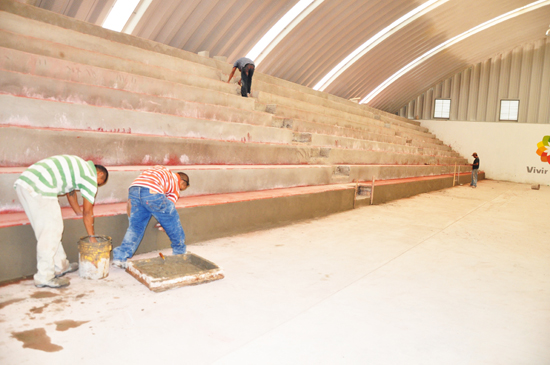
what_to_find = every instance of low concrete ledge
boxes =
[0,172,484,283]
[0,184,355,283]
[368,171,486,205]
[0,164,470,211]
[0,184,354,229]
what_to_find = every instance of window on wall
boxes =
[433,99,451,119]
[500,100,519,121]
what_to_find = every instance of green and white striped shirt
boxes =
[14,155,98,204]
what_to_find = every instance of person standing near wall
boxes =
[112,166,189,268]
[14,155,109,288]
[227,57,255,97]
[470,153,480,188]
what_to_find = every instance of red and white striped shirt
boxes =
[131,166,181,204]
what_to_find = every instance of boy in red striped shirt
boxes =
[112,166,189,268]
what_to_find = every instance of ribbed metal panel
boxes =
[401,38,550,123]
[33,0,114,24]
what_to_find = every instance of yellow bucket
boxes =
[78,235,112,280]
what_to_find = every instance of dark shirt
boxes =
[233,57,254,71]
[472,157,479,170]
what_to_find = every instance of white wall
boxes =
[420,120,550,185]
[401,38,550,124]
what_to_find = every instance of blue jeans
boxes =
[113,186,186,261]
[471,169,478,187]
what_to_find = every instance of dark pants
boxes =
[240,64,254,97]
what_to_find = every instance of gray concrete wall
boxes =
[0,188,355,283]
[372,172,485,205]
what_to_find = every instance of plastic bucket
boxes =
[78,235,112,280]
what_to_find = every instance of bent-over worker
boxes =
[112,166,189,268]
[227,57,255,97]
[14,155,109,288]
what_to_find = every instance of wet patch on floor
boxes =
[0,276,33,288]
[54,319,90,331]
[30,291,58,299]
[0,298,25,310]
[11,328,63,352]
[29,304,49,314]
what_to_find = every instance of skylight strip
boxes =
[246,0,324,65]
[122,0,153,34]
[313,0,447,91]
[102,0,141,32]
[360,0,550,104]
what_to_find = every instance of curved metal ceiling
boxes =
[28,0,550,113]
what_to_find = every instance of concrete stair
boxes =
[0,124,467,167]
[0,46,254,111]
[0,0,480,283]
[0,163,464,213]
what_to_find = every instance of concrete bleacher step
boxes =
[0,165,336,211]
[257,91,394,135]
[308,133,460,159]
[256,91,441,144]
[0,69,274,130]
[259,100,399,141]
[270,114,406,146]
[0,28,235,96]
[252,77,430,134]
[0,10,223,83]
[0,47,255,111]
[265,103,451,153]
[0,0,226,71]
[251,71,427,131]
[0,125,468,168]
[0,163,469,212]
[0,91,461,166]
[0,94,292,145]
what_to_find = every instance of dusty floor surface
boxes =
[0,180,549,364]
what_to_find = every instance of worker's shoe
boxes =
[55,262,79,278]
[111,260,128,269]
[35,277,70,289]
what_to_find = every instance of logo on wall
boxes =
[536,136,550,164]
[528,136,550,174]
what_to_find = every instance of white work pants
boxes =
[15,185,69,284]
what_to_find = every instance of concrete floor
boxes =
[0,180,549,364]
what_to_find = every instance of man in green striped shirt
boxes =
[14,155,108,288]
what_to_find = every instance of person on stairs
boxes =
[14,155,109,288]
[112,166,190,268]
[470,152,480,188]
[227,57,255,97]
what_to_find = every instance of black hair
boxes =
[177,172,189,186]
[95,164,109,184]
